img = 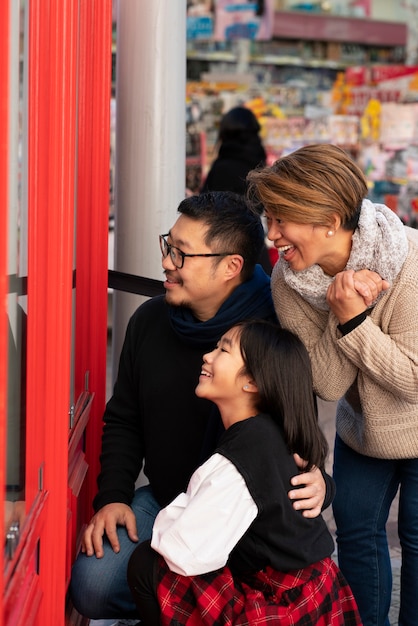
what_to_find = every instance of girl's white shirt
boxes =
[151,452,257,576]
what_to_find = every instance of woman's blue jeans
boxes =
[333,434,418,626]
[70,485,161,619]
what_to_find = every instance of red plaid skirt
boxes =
[157,556,362,625]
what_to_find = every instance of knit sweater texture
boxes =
[271,227,418,460]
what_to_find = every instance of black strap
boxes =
[8,270,164,299]
[108,269,164,297]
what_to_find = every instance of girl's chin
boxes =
[195,385,206,398]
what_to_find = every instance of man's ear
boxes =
[224,254,244,280]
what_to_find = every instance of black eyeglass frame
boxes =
[159,234,235,269]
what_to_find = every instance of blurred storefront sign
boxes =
[187,0,274,41]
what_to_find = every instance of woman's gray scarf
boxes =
[278,198,408,311]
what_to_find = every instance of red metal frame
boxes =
[0,0,112,626]
[75,0,112,527]
[25,0,78,622]
[2,0,111,622]
[0,2,10,619]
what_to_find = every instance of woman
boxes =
[247,143,418,626]
[127,320,361,625]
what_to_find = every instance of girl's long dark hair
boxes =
[237,320,328,471]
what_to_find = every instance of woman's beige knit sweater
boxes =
[271,227,418,459]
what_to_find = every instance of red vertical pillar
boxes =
[0,2,10,619]
[75,0,112,519]
[27,0,78,622]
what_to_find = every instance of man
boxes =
[70,192,331,620]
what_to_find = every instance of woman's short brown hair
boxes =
[247,143,368,231]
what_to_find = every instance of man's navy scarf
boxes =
[168,264,276,463]
[168,264,276,349]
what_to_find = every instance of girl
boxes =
[127,320,361,625]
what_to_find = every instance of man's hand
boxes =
[288,453,326,518]
[81,503,139,558]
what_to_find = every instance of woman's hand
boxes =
[327,269,390,325]
[352,269,390,306]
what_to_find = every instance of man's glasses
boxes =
[159,234,235,269]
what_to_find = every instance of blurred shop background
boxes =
[105,8,414,623]
[109,1,418,237]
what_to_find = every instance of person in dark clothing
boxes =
[201,106,267,196]
[202,106,273,274]
[127,321,361,626]
[70,191,331,621]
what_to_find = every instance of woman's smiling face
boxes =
[265,209,327,272]
[264,208,351,276]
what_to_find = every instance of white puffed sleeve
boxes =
[151,453,257,576]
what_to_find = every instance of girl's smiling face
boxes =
[196,326,259,430]
[196,327,247,406]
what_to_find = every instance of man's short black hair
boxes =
[177,191,265,282]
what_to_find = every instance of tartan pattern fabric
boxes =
[156,556,362,625]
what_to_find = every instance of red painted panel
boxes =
[4,493,48,621]
[75,0,112,517]
[4,0,112,622]
[27,0,78,622]
[0,0,10,615]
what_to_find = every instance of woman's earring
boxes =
[243,385,249,390]
[327,230,334,237]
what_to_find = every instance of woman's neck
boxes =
[320,229,353,276]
